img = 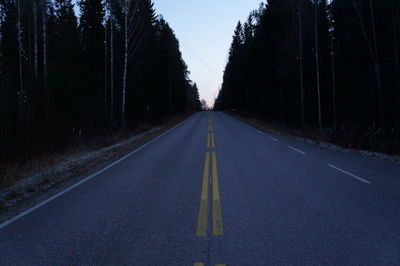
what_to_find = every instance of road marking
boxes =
[288,146,307,155]
[0,115,194,230]
[207,133,211,148]
[228,115,264,134]
[211,133,216,148]
[194,263,225,266]
[269,136,279,142]
[211,152,223,236]
[329,164,371,184]
[197,152,210,237]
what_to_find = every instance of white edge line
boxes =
[227,114,265,134]
[328,164,371,184]
[225,113,282,142]
[288,146,307,155]
[269,136,279,142]
[0,115,193,230]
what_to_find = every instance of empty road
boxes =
[1,112,400,265]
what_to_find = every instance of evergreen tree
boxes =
[216,0,400,150]
[78,0,105,131]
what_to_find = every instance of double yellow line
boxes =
[197,118,222,237]
[207,120,215,148]
[207,133,215,148]
[208,120,213,131]
[194,116,225,265]
[196,152,223,236]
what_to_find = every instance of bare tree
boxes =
[121,0,131,126]
[17,0,24,111]
[33,0,38,80]
[110,10,114,122]
[121,0,144,126]
[352,0,385,134]
[328,6,337,129]
[315,0,322,129]
[392,0,400,130]
[298,0,305,128]
[42,0,47,90]
[104,6,108,118]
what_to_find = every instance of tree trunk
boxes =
[315,0,322,129]
[329,7,337,130]
[33,1,38,80]
[368,0,385,135]
[122,0,129,126]
[42,0,47,91]
[392,1,400,131]
[104,17,108,119]
[298,0,305,128]
[17,0,24,113]
[110,16,114,122]
[352,0,385,135]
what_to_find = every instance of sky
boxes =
[73,0,264,107]
[152,0,264,106]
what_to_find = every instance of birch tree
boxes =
[121,0,143,126]
[298,0,305,127]
[17,0,24,112]
[33,0,38,80]
[329,8,336,129]
[121,0,130,126]
[315,0,322,129]
[352,0,385,134]
[392,0,400,131]
[42,0,47,90]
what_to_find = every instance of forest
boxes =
[0,0,201,161]
[215,0,400,152]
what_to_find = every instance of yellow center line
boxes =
[194,263,226,266]
[196,152,210,237]
[211,133,215,148]
[212,152,223,236]
[207,133,211,148]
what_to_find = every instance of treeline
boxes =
[0,0,201,160]
[215,0,400,151]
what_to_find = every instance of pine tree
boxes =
[78,0,105,131]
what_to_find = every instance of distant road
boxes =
[1,112,400,265]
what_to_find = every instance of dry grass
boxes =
[0,114,189,212]
[232,113,400,155]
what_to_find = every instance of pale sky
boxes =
[153,0,264,106]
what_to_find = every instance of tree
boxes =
[79,0,105,131]
[216,0,399,150]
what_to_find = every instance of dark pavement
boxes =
[1,111,400,265]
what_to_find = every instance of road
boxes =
[1,111,400,265]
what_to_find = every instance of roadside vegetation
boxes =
[215,0,400,153]
[0,0,201,186]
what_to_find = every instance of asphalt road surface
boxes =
[1,111,400,265]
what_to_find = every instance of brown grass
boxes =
[0,114,189,213]
[231,113,400,155]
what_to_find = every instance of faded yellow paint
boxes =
[196,152,210,237]
[211,133,216,147]
[212,152,223,235]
